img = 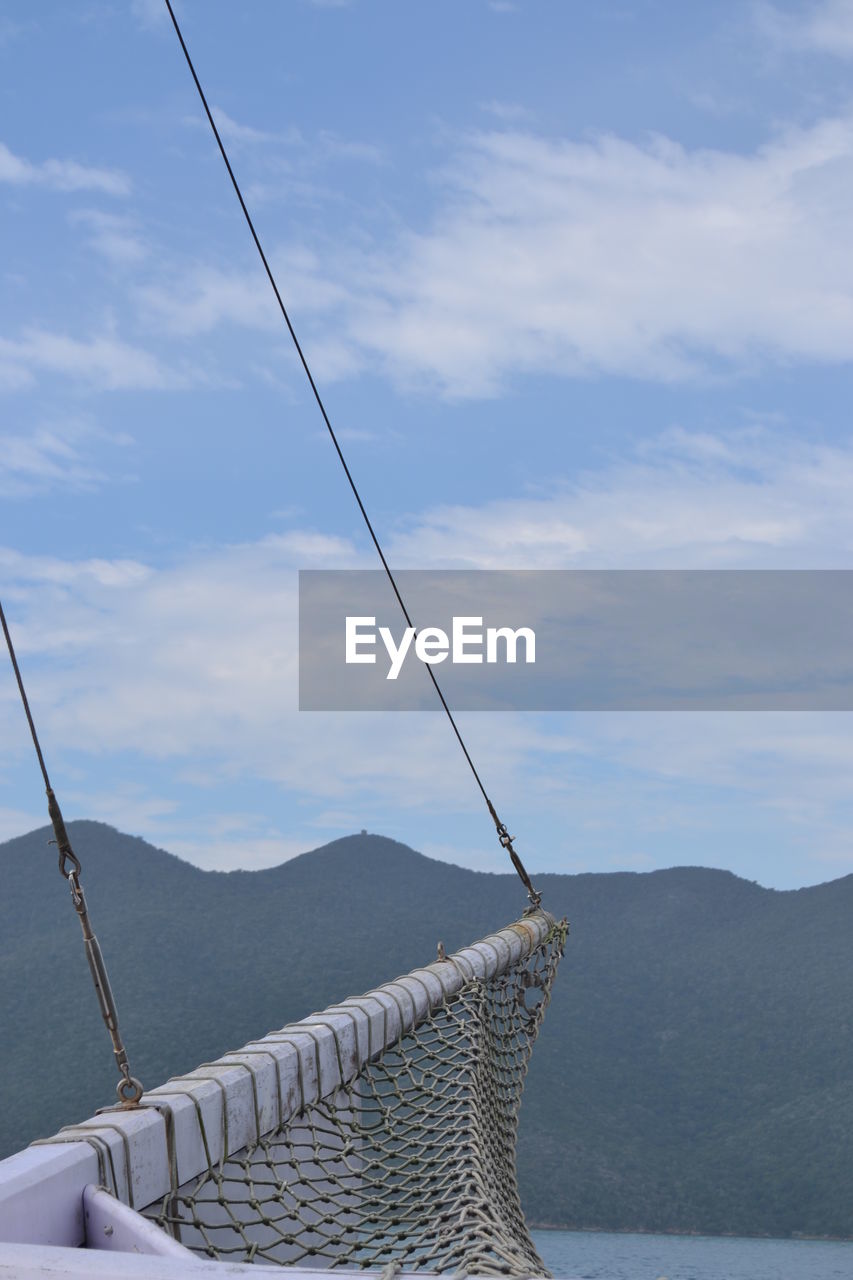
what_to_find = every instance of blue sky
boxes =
[4,0,853,887]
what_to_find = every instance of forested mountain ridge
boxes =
[1,821,851,1239]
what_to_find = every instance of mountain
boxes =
[1,821,852,1239]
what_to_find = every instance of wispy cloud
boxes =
[179,107,289,147]
[0,140,130,195]
[182,105,383,171]
[0,328,185,392]
[0,418,132,498]
[756,0,853,57]
[130,0,169,28]
[138,115,853,395]
[0,805,47,848]
[164,827,308,873]
[138,265,280,337]
[214,108,280,145]
[479,100,535,123]
[353,117,853,393]
[70,210,148,266]
[388,427,853,569]
[8,422,847,709]
[315,131,384,165]
[4,428,853,884]
[0,546,151,591]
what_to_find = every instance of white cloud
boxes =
[316,132,384,165]
[162,829,309,873]
[0,546,150,591]
[757,0,853,56]
[136,250,352,347]
[138,265,281,338]
[0,418,132,498]
[479,101,535,123]
[5,428,853,881]
[182,106,380,167]
[131,0,169,28]
[140,115,853,395]
[3,427,853,782]
[70,210,148,266]
[388,428,853,569]
[0,531,354,751]
[0,804,46,847]
[181,106,291,148]
[356,117,853,393]
[211,107,282,147]
[0,328,185,392]
[0,141,129,195]
[63,784,178,835]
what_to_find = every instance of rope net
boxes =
[142,912,567,1274]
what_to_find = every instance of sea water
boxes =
[532,1228,853,1280]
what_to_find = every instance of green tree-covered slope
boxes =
[1,822,851,1238]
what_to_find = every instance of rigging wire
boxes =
[163,1,540,907]
[0,598,50,793]
[0,598,144,1106]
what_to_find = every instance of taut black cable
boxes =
[0,597,144,1105]
[163,1,541,906]
[0,598,50,790]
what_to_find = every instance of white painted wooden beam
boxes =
[0,910,555,1251]
[82,1186,196,1257]
[0,1144,98,1247]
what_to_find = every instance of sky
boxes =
[4,0,853,888]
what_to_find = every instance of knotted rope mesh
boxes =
[140,916,563,1274]
[142,912,567,1274]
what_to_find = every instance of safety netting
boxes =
[141,910,566,1275]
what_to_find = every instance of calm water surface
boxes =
[532,1228,853,1280]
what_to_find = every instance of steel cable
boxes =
[163,0,541,906]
